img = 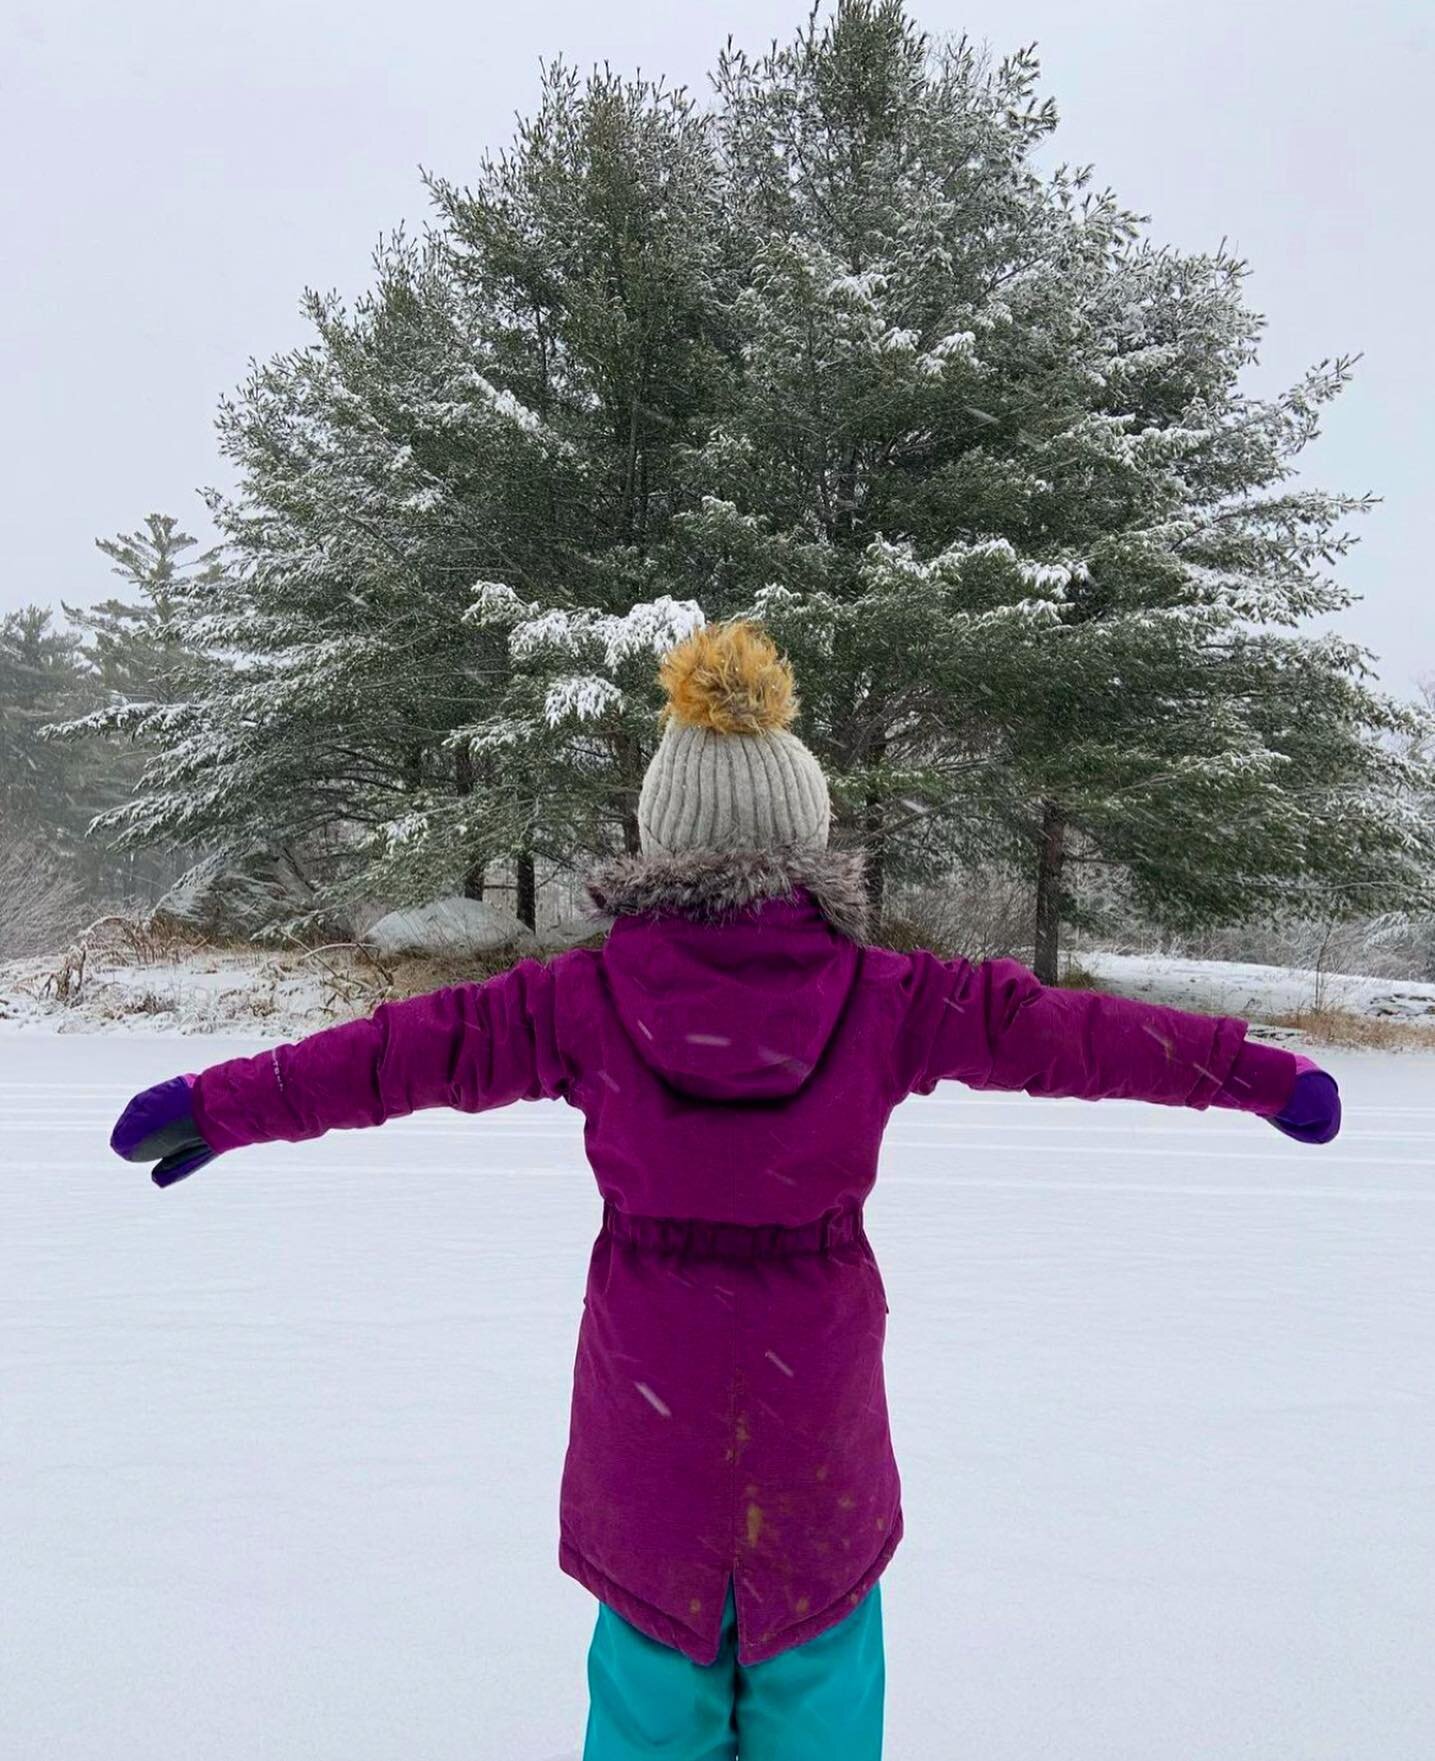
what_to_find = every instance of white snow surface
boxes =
[4,1034,1434,1759]
[1082,950,1435,1022]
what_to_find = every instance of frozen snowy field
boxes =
[4,1033,1434,1760]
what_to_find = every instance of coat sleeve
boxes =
[190,959,573,1155]
[889,950,1297,1114]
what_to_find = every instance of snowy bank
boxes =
[3,939,1433,1045]
[1082,950,1435,1024]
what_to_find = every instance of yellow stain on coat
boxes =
[746,1503,765,1548]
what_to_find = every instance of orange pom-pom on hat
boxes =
[638,619,830,857]
[659,620,799,736]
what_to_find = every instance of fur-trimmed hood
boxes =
[582,846,869,1102]
[585,845,870,944]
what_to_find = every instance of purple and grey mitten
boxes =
[110,1073,218,1187]
[1271,1054,1341,1145]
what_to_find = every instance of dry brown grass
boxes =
[1055,961,1106,992]
[281,936,607,1018]
[873,916,955,958]
[1268,1007,1435,1052]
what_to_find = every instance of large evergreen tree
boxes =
[673,3,1432,973]
[74,238,534,924]
[89,2,1434,964]
[92,68,733,931]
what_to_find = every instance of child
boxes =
[112,621,1341,1760]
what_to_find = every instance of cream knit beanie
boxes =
[637,621,831,857]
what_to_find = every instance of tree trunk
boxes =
[454,744,484,901]
[865,849,885,924]
[1032,801,1066,984]
[613,726,645,855]
[515,851,536,930]
[863,742,887,927]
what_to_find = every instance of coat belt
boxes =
[601,1200,864,1259]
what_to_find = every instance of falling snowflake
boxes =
[634,1382,672,1418]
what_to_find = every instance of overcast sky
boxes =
[4,0,1431,690]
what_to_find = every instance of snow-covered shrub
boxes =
[882,868,1032,963]
[1160,914,1435,985]
[0,837,88,960]
[150,850,351,945]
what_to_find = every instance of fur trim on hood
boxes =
[585,845,870,944]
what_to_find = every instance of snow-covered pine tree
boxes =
[1,606,91,840]
[460,584,706,875]
[673,0,1434,975]
[0,599,162,907]
[44,515,220,899]
[90,4,1434,960]
[95,66,734,933]
[87,234,529,926]
[424,62,735,875]
[65,514,217,706]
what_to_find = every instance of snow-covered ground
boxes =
[5,942,1434,1041]
[1082,950,1435,1023]
[0,949,344,1038]
[4,1033,1434,1760]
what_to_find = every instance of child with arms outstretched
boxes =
[112,623,1340,1760]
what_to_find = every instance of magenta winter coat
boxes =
[188,849,1299,1665]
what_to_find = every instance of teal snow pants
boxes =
[582,1581,884,1760]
